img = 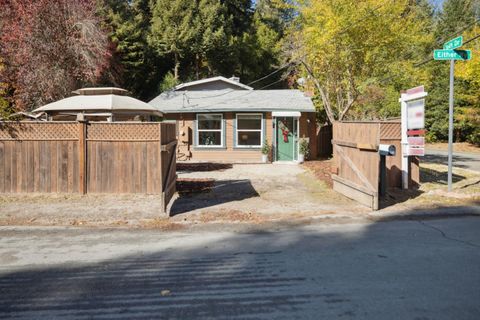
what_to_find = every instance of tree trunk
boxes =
[195,53,200,80]
[300,59,335,124]
[174,52,180,80]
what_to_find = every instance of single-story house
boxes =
[33,87,162,121]
[149,76,317,163]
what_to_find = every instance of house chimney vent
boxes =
[229,76,240,83]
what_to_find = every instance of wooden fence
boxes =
[332,121,419,210]
[0,121,177,213]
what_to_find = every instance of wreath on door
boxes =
[279,121,290,143]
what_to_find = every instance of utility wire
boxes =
[246,62,296,86]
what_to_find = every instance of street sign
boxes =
[407,129,426,136]
[407,137,425,146]
[407,99,425,129]
[407,147,425,156]
[406,85,424,96]
[434,49,471,61]
[443,36,463,50]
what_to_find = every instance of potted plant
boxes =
[298,138,309,163]
[261,139,271,163]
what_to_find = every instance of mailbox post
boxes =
[379,144,396,197]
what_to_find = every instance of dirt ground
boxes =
[0,193,165,227]
[1,160,478,228]
[0,163,367,227]
[171,163,365,219]
[377,162,480,216]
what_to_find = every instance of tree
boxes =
[98,0,164,99]
[190,0,228,79]
[216,0,288,85]
[425,0,480,144]
[0,60,14,118]
[286,0,432,123]
[0,0,113,111]
[149,0,196,80]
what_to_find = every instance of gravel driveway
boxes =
[171,163,366,218]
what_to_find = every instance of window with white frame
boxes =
[196,114,223,147]
[236,114,262,147]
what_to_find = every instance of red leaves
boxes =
[0,0,113,111]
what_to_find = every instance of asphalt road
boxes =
[0,217,479,319]
[424,149,480,172]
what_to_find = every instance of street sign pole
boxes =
[447,60,454,192]
[434,35,472,192]
[401,93,409,189]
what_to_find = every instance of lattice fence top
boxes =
[0,122,78,140]
[87,123,160,141]
[380,122,401,140]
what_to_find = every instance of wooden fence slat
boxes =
[11,141,17,192]
[49,141,56,193]
[140,142,147,193]
[16,141,22,192]
[4,142,11,192]
[78,122,86,194]
[38,141,45,192]
[33,141,40,192]
[26,141,34,192]
[0,142,4,193]
[60,141,69,192]
[67,141,74,192]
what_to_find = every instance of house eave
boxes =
[160,108,315,114]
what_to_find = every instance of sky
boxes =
[430,0,445,10]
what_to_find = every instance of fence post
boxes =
[78,121,87,194]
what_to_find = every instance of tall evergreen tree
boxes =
[98,0,164,99]
[190,0,228,79]
[149,0,196,80]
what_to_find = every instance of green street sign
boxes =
[443,36,463,50]
[433,49,471,61]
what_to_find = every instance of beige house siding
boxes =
[165,112,317,163]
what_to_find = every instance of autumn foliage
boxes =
[0,0,113,111]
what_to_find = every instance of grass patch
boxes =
[297,172,329,191]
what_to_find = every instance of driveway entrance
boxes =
[171,163,366,217]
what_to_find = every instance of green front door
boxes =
[276,117,297,161]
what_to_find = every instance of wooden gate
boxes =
[331,121,418,210]
[332,122,381,210]
[0,121,177,213]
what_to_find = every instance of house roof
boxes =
[174,76,253,91]
[33,93,163,116]
[149,89,315,113]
